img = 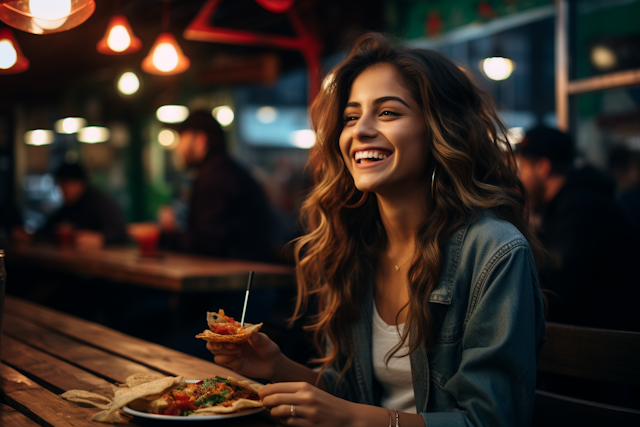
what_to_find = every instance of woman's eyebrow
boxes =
[344,96,411,110]
[374,96,410,108]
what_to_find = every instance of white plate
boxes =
[122,406,265,421]
[121,379,265,421]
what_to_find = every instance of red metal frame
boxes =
[183,0,322,103]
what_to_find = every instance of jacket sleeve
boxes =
[421,241,546,427]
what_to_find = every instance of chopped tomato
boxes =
[214,324,245,335]
[163,402,179,416]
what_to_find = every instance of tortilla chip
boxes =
[125,373,166,388]
[128,396,169,414]
[228,377,263,393]
[193,398,264,414]
[92,375,183,423]
[61,390,112,410]
[196,322,263,343]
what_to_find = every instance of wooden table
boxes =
[0,296,280,427]
[5,244,294,292]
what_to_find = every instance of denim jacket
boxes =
[321,211,546,427]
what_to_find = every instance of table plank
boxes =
[2,335,122,397]
[0,403,41,427]
[6,296,244,381]
[3,313,163,384]
[0,364,137,427]
[7,244,294,292]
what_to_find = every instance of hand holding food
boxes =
[207,331,284,381]
[196,309,263,343]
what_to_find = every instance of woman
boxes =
[208,33,546,427]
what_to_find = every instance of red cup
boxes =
[133,226,160,257]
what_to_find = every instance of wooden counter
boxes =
[5,244,294,292]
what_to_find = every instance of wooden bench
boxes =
[533,322,640,426]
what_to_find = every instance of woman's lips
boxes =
[353,150,393,168]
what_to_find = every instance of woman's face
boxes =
[339,63,430,197]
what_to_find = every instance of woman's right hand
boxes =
[206,333,283,381]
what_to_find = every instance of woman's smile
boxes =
[353,148,393,167]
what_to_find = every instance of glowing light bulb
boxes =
[591,45,617,71]
[152,43,179,72]
[156,105,189,124]
[107,25,131,53]
[212,106,234,127]
[158,129,178,147]
[30,0,71,30]
[25,129,55,146]
[482,57,515,81]
[117,71,140,95]
[78,126,110,143]
[290,129,316,148]
[54,117,87,134]
[0,39,18,69]
[256,106,277,124]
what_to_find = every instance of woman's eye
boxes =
[343,116,358,123]
[380,110,399,117]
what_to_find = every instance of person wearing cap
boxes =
[517,126,640,332]
[38,162,128,248]
[156,110,274,262]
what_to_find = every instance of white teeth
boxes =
[354,150,389,161]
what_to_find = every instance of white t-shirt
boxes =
[372,303,417,414]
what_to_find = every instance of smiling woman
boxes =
[206,32,546,427]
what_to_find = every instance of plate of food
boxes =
[61,373,264,423]
[122,376,264,420]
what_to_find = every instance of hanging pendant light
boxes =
[0,0,95,35]
[0,27,29,74]
[97,14,141,55]
[141,32,189,75]
[141,0,189,76]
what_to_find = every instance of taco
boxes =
[195,309,263,344]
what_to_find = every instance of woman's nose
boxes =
[352,115,378,140]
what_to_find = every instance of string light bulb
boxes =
[0,27,29,74]
[0,0,95,35]
[481,57,515,81]
[97,14,141,55]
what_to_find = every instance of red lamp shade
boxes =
[0,0,95,35]
[0,28,29,74]
[141,32,190,76]
[96,15,141,55]
[255,0,295,13]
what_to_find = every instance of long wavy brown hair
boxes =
[292,32,544,383]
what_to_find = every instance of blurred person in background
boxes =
[35,162,128,249]
[608,145,640,234]
[516,127,640,332]
[155,110,275,262]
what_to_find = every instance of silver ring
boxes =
[290,404,296,417]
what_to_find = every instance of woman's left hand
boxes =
[259,382,358,426]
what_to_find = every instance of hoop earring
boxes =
[431,167,437,199]
[345,190,369,209]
